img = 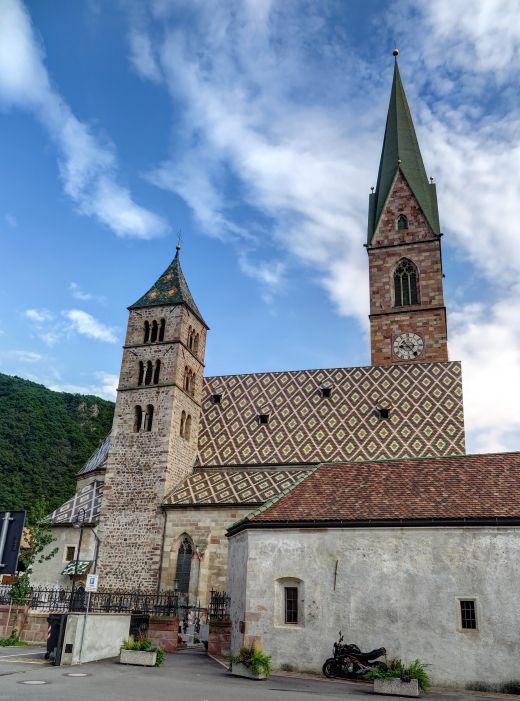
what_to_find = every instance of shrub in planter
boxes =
[229,644,272,679]
[120,637,165,667]
[366,658,430,694]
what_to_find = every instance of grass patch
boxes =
[0,632,29,647]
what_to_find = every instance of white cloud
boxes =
[128,29,161,82]
[25,308,54,323]
[68,282,106,303]
[48,371,118,400]
[64,310,118,343]
[2,349,44,363]
[0,0,168,239]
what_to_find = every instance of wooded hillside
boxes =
[0,373,114,513]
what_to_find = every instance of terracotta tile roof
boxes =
[50,480,102,525]
[243,453,520,526]
[164,467,312,506]
[197,362,464,466]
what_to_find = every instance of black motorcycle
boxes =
[322,632,386,679]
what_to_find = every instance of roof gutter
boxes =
[226,516,520,537]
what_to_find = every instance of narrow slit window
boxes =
[185,415,192,440]
[284,587,298,624]
[144,404,154,432]
[460,600,477,630]
[134,405,143,433]
[180,410,186,437]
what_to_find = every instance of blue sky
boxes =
[1,0,520,454]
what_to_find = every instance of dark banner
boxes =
[0,511,25,575]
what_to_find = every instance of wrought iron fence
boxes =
[209,590,230,620]
[0,584,186,617]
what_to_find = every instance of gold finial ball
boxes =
[393,48,399,57]
[397,159,402,165]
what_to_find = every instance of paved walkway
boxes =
[0,646,518,701]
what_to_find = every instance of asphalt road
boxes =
[0,646,514,701]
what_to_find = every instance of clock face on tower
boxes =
[393,332,424,360]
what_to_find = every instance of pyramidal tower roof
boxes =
[129,247,207,327]
[367,54,440,243]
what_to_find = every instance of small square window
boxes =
[212,393,222,404]
[65,546,76,562]
[284,587,298,624]
[320,387,332,398]
[460,600,477,630]
[258,414,269,425]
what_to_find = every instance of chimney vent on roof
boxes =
[212,393,222,405]
[257,413,269,425]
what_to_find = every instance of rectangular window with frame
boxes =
[460,600,477,630]
[284,586,298,624]
[65,546,76,562]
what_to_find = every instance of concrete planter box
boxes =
[373,678,420,697]
[119,649,157,667]
[230,662,267,680]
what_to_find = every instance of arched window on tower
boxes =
[194,334,199,354]
[153,359,161,385]
[158,318,165,342]
[143,321,150,344]
[144,404,154,431]
[138,361,144,386]
[134,405,143,432]
[151,320,158,343]
[175,536,193,593]
[145,360,153,385]
[397,214,408,230]
[185,415,192,440]
[180,410,186,437]
[394,258,420,307]
[184,366,190,392]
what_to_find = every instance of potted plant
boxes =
[229,643,272,680]
[367,658,430,697]
[120,637,165,667]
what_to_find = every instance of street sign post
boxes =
[85,574,98,592]
[0,511,25,576]
[79,573,99,664]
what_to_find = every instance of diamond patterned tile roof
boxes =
[50,480,102,525]
[76,435,111,476]
[197,362,464,466]
[165,467,312,506]
[242,452,520,526]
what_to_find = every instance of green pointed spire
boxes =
[367,56,440,243]
[129,247,208,327]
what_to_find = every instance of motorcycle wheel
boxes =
[322,658,340,678]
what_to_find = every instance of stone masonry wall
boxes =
[369,170,448,366]
[97,303,206,591]
[0,606,49,643]
[161,506,252,606]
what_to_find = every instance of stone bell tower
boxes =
[97,246,208,590]
[367,52,448,367]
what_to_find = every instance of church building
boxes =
[32,55,520,687]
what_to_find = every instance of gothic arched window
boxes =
[144,404,154,431]
[151,320,158,343]
[158,318,165,342]
[134,405,143,432]
[143,321,150,344]
[145,360,153,386]
[397,214,408,230]
[394,258,419,307]
[153,359,161,385]
[175,536,193,593]
[138,361,144,386]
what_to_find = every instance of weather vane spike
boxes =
[176,228,183,252]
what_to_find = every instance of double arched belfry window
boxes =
[138,359,161,386]
[133,404,154,432]
[143,319,165,344]
[394,258,419,307]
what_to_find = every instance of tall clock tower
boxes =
[367,53,448,367]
